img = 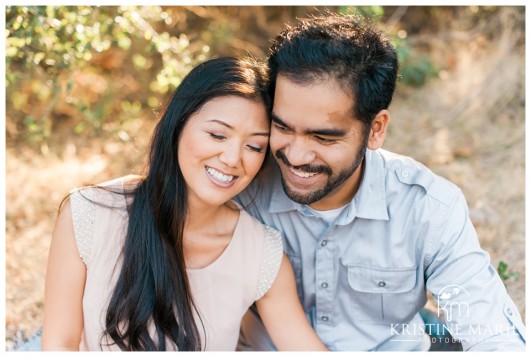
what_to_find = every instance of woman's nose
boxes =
[218,142,242,168]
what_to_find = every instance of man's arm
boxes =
[425,189,525,351]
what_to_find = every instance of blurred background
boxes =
[5,6,525,348]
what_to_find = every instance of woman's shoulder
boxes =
[68,175,140,265]
[235,209,283,265]
[221,205,283,301]
[236,210,283,301]
[72,174,142,191]
[70,175,142,204]
[235,206,278,236]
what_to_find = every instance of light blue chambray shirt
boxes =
[235,149,526,351]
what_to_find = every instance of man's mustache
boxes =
[274,150,332,176]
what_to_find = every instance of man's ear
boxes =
[367,109,390,150]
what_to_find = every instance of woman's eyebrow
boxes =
[207,119,233,129]
[207,119,269,137]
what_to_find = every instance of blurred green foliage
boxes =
[497,261,519,286]
[393,38,438,87]
[7,5,446,147]
[6,6,208,144]
[339,5,438,87]
[338,5,384,20]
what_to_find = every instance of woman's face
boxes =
[178,95,270,208]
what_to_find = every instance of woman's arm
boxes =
[41,199,86,351]
[255,254,328,351]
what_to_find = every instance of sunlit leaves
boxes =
[132,54,148,69]
[393,36,438,87]
[6,5,207,143]
[338,6,384,20]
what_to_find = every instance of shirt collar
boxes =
[268,161,299,213]
[346,149,389,222]
[268,149,389,222]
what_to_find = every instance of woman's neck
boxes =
[183,200,240,269]
[184,200,238,234]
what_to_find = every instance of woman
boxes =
[42,57,327,351]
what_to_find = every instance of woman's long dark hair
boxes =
[103,57,270,351]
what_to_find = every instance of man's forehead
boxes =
[276,72,354,94]
[272,77,355,129]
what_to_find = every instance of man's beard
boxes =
[275,141,367,205]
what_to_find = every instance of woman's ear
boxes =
[367,110,390,150]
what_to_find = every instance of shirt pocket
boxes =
[345,264,420,323]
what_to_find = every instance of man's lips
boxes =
[288,166,319,178]
[274,149,332,176]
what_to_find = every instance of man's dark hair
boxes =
[268,14,398,127]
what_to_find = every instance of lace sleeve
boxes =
[69,188,96,266]
[254,226,284,301]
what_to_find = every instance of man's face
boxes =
[270,75,369,211]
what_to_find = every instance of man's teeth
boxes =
[206,167,235,183]
[290,167,317,178]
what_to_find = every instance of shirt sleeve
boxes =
[69,187,97,266]
[424,189,526,351]
[254,226,284,301]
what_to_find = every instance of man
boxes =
[235,14,525,351]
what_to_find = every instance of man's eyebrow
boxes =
[271,113,290,128]
[271,113,347,137]
[207,119,269,137]
[308,127,347,137]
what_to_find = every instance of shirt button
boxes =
[378,281,386,287]
[507,308,513,316]
[401,169,409,178]
[321,282,329,289]
[320,240,328,247]
[321,316,329,322]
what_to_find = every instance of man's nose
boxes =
[284,137,316,167]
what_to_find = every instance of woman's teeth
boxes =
[206,167,235,183]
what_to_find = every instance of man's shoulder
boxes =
[378,149,460,207]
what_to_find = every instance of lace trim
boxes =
[254,226,284,301]
[70,187,96,265]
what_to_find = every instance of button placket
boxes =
[315,235,333,326]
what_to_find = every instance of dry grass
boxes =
[5,127,155,348]
[5,9,525,348]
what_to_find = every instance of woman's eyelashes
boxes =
[246,144,264,153]
[209,132,226,140]
[207,132,265,154]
